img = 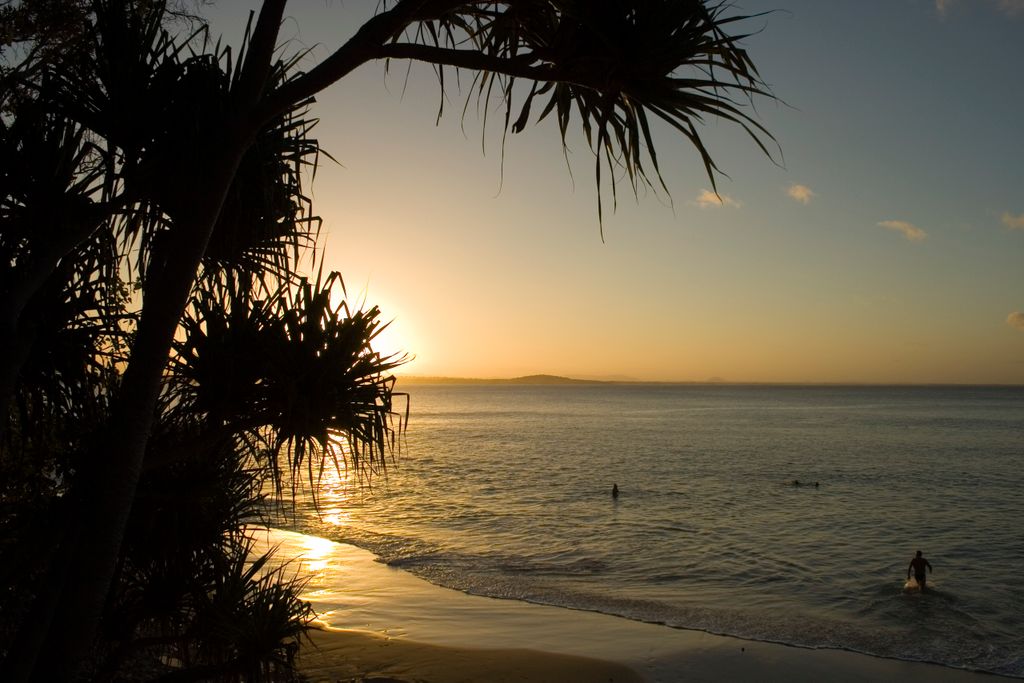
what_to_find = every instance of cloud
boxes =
[1001,211,1024,230]
[878,220,927,242]
[693,189,740,209]
[786,184,815,205]
[1008,312,1024,331]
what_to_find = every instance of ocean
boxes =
[272,384,1024,677]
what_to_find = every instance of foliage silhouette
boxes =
[1,1,777,679]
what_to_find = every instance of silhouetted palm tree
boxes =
[0,98,117,426]
[170,268,406,475]
[4,1,779,679]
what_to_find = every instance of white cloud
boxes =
[693,189,740,209]
[878,220,927,242]
[1008,312,1024,331]
[786,184,815,205]
[1001,211,1024,230]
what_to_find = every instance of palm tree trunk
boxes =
[10,143,247,682]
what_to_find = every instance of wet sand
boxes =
[299,627,643,682]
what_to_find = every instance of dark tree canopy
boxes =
[0,1,777,680]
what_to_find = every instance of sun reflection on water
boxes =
[314,444,355,528]
[299,534,336,574]
[259,437,360,531]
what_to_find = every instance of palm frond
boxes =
[168,269,408,500]
[389,0,780,234]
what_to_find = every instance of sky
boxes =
[204,1,1024,384]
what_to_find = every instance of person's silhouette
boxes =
[907,550,933,591]
[611,483,619,499]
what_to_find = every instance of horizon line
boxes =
[393,373,1024,388]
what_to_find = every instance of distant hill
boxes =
[396,374,606,385]
[505,374,605,385]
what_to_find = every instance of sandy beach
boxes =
[253,528,1007,683]
[299,628,643,682]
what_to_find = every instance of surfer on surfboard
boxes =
[907,550,933,592]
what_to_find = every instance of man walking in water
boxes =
[908,550,933,591]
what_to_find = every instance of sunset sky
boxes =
[206,1,1024,384]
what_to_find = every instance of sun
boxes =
[333,287,421,374]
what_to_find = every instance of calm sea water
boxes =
[274,384,1024,677]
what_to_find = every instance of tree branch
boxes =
[251,1,459,127]
[377,43,554,81]
[233,0,288,108]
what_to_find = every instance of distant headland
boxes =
[396,374,607,386]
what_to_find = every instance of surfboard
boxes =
[903,576,920,592]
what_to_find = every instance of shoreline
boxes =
[254,528,1012,682]
[299,626,1007,683]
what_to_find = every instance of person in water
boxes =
[611,483,619,499]
[907,550,933,591]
